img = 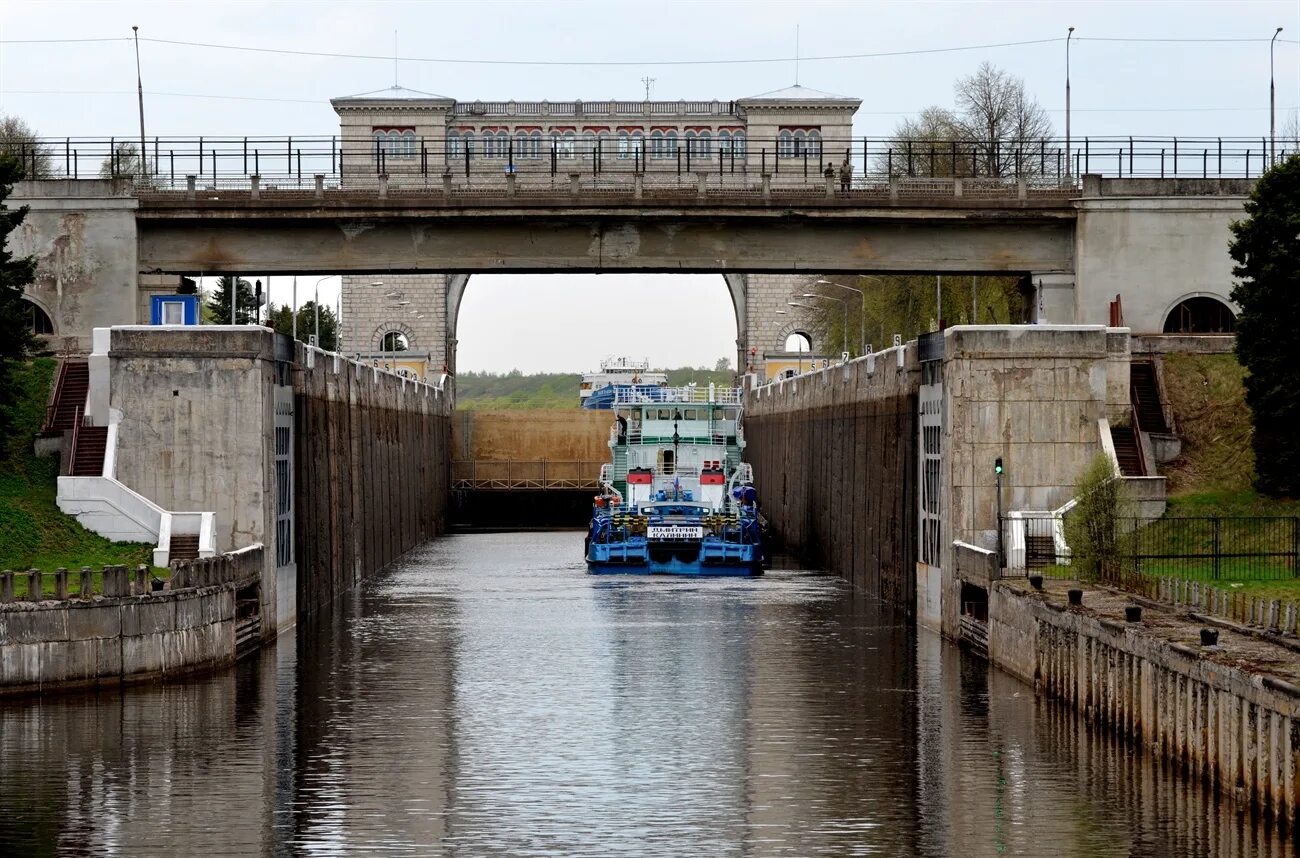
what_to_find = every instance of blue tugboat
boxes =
[585,384,765,576]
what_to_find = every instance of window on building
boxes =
[380,331,410,352]
[402,130,416,156]
[26,300,53,335]
[734,131,746,157]
[807,130,822,157]
[497,130,509,158]
[582,131,596,159]
[598,131,610,157]
[784,331,812,352]
[778,130,793,158]
[665,130,678,157]
[650,130,664,159]
[697,131,712,158]
[684,130,697,156]
[719,130,731,155]
[631,131,644,158]
[562,131,576,158]
[161,301,185,325]
[618,131,630,159]
[529,130,542,159]
[516,130,529,159]
[447,130,462,157]
[1163,296,1237,334]
[464,131,475,156]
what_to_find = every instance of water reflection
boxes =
[0,531,1290,856]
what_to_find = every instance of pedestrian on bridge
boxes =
[839,157,853,192]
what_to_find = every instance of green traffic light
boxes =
[994,457,1004,475]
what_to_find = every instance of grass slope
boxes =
[0,358,155,572]
[456,366,737,410]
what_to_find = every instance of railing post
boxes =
[27,569,42,602]
[0,570,13,603]
[314,173,324,199]
[378,173,388,198]
[506,172,517,196]
[55,567,68,600]
[250,174,260,199]
[186,174,196,199]
[1212,518,1222,580]
[761,173,771,200]
[634,172,643,199]
[79,566,93,598]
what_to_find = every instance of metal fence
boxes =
[1006,514,1300,582]
[451,459,603,491]
[11,135,1296,192]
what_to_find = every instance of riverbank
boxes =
[988,575,1298,828]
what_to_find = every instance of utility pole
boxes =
[133,26,147,181]
[292,275,298,341]
[1272,28,1284,165]
[935,275,942,330]
[1065,26,1075,183]
[971,275,977,325]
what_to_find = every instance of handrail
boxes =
[613,386,742,405]
[43,361,70,433]
[1128,384,1150,477]
[68,406,84,472]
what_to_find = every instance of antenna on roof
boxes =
[795,24,800,86]
[641,76,655,100]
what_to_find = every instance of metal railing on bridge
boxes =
[452,459,603,491]
[13,135,1294,195]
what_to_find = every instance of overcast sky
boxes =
[4,0,1297,372]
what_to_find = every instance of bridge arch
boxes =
[1160,292,1237,334]
[369,320,416,351]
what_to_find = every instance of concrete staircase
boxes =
[612,447,627,497]
[70,425,108,476]
[1025,534,1056,568]
[42,361,89,434]
[1130,361,1168,433]
[1109,423,1144,477]
[169,533,201,562]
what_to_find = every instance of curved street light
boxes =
[1272,27,1284,165]
[814,278,866,356]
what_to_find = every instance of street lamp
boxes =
[312,275,332,347]
[349,280,383,356]
[1272,27,1284,165]
[1066,26,1075,183]
[797,293,850,357]
[814,278,866,356]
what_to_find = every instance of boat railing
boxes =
[612,386,742,406]
[619,429,735,446]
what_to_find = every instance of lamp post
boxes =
[132,26,147,181]
[312,275,332,347]
[814,278,865,356]
[782,304,816,374]
[1066,26,1075,183]
[349,280,383,356]
[1272,27,1284,165]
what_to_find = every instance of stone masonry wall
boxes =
[746,345,921,606]
[340,272,448,363]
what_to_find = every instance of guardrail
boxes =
[451,459,603,491]
[0,564,161,601]
[613,386,742,405]
[14,135,1294,190]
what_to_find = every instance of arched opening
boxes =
[1163,296,1236,334]
[783,331,812,353]
[380,331,410,352]
[26,300,53,335]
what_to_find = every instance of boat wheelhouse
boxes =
[585,384,764,575]
[579,356,669,409]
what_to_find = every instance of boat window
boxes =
[658,408,671,420]
[683,409,697,420]
[713,408,724,420]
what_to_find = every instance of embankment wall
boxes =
[990,582,1299,826]
[452,409,610,461]
[294,347,452,617]
[746,346,920,606]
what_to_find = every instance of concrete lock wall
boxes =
[746,346,921,606]
[452,410,610,462]
[989,584,1299,825]
[294,346,452,618]
[0,578,243,696]
[9,180,141,354]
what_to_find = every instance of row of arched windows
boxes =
[778,129,822,158]
[442,128,747,160]
[373,129,417,157]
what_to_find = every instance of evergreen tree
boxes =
[1229,154,1300,497]
[205,276,259,325]
[266,300,339,350]
[0,155,39,437]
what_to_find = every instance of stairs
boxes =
[1025,534,1056,568]
[70,426,108,476]
[1109,423,1144,477]
[1130,362,1168,433]
[612,447,627,497]
[169,534,200,563]
[42,361,89,434]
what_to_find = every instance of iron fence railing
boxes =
[10,135,1295,191]
[451,459,603,491]
[1006,514,1300,582]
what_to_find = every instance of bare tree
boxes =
[880,63,1054,178]
[0,115,53,179]
[99,142,141,179]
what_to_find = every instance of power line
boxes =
[1,89,321,104]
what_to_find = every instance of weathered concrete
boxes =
[0,547,260,696]
[9,180,140,354]
[746,345,920,605]
[990,578,1299,827]
[294,346,452,618]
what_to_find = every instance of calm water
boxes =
[0,532,1290,857]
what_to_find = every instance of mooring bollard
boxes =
[0,570,13,603]
[1125,605,1142,623]
[1067,588,1083,606]
[1200,628,1219,647]
[103,565,129,598]
[79,566,93,598]
[27,568,42,602]
[55,567,68,600]
[1028,574,1044,590]
[134,565,148,595]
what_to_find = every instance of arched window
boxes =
[598,131,610,158]
[684,130,697,156]
[784,331,812,352]
[380,331,410,352]
[497,131,508,158]
[698,131,711,158]
[734,131,746,157]
[447,130,462,158]
[387,130,402,156]
[373,130,386,159]
[516,130,529,159]
[26,300,53,335]
[1163,296,1237,334]
[794,130,806,157]
[463,131,475,156]
[631,131,644,160]
[618,131,629,159]
[718,130,731,155]
[529,130,542,159]
[808,130,822,157]
[402,130,416,156]
[650,130,664,158]
[582,131,596,159]
[778,130,793,158]
[484,133,497,158]
[666,131,678,157]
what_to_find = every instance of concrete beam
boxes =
[137,210,1076,276]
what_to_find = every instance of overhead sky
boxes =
[4,0,1298,371]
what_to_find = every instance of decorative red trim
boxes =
[700,473,726,485]
[627,472,654,485]
[372,125,416,132]
[778,125,823,132]
[582,125,612,132]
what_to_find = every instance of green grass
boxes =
[1159,353,1255,496]
[0,358,159,574]
[456,366,738,410]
